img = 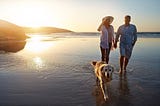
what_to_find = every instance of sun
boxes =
[8,1,61,28]
[1,1,73,31]
[19,6,51,27]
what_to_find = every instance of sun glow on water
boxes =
[25,35,55,53]
[33,56,45,70]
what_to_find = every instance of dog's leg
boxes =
[100,80,108,100]
[96,77,101,86]
[95,70,100,86]
[106,84,110,100]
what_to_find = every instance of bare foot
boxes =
[118,70,123,74]
[104,95,109,101]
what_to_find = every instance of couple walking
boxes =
[98,15,137,74]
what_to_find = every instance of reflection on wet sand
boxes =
[92,74,131,106]
[0,34,159,105]
[92,77,113,106]
[92,84,107,106]
[117,74,131,106]
[118,75,130,96]
[0,41,26,52]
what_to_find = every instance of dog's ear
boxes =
[91,61,97,66]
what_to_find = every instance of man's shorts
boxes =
[120,43,133,59]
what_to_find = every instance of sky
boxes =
[0,0,160,32]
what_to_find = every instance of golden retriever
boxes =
[91,61,114,100]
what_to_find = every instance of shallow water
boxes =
[0,33,160,106]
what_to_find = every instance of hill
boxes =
[23,27,72,34]
[0,20,27,40]
[0,19,72,41]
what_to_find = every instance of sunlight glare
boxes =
[33,56,45,70]
[6,1,61,27]
[25,36,55,53]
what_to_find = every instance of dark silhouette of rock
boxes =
[0,41,26,52]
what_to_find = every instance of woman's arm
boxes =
[114,27,121,48]
[111,26,115,43]
[97,23,103,31]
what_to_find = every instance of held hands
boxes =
[113,42,117,49]
[113,42,135,49]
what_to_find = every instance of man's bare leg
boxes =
[124,58,129,73]
[119,56,124,74]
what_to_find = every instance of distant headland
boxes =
[0,19,72,40]
[22,26,72,34]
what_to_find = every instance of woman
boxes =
[97,16,114,63]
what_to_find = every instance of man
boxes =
[114,15,137,74]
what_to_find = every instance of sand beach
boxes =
[0,33,160,106]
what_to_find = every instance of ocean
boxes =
[0,32,160,106]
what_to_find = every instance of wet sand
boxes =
[0,34,160,106]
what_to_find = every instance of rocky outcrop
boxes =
[0,41,26,52]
